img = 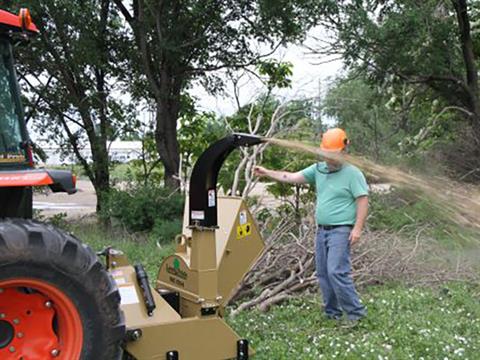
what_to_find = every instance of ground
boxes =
[229,283,480,359]
[71,224,480,360]
[34,180,96,218]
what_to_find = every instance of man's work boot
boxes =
[338,318,362,329]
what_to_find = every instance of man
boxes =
[253,128,368,325]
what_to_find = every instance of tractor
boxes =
[0,8,266,360]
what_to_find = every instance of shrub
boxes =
[150,218,183,245]
[46,212,70,231]
[368,190,476,247]
[101,185,184,234]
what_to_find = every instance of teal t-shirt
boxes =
[301,162,368,225]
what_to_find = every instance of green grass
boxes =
[368,191,479,248]
[70,223,175,278]
[228,283,480,359]
[110,163,135,183]
[71,222,480,359]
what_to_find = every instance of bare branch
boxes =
[112,0,134,23]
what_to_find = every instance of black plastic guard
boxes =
[188,133,264,227]
[46,169,77,194]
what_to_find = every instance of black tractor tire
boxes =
[0,219,125,359]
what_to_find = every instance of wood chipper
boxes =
[0,8,266,360]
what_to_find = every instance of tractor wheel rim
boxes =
[0,278,83,360]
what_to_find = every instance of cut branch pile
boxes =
[229,212,479,315]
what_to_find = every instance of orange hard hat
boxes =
[320,128,349,152]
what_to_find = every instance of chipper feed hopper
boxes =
[0,8,266,359]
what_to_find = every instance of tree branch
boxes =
[18,72,86,129]
[112,0,134,23]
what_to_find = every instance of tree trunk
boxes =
[155,101,181,190]
[154,67,182,190]
[91,141,110,213]
[93,175,110,214]
[453,0,480,136]
[112,0,185,190]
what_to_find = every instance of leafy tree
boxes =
[178,111,224,186]
[316,0,480,142]
[112,0,328,189]
[323,76,418,160]
[124,129,164,185]
[5,0,133,211]
[257,60,294,90]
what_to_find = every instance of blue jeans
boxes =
[315,226,365,320]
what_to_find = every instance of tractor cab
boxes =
[0,9,76,218]
[0,36,31,168]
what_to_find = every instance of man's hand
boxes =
[351,196,368,245]
[349,227,362,245]
[253,166,269,177]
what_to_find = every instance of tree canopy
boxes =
[6,0,133,211]
[112,0,326,188]
[318,0,480,179]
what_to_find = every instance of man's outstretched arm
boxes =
[253,166,307,184]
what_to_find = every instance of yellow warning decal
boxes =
[237,222,252,239]
[243,223,252,236]
[236,225,244,238]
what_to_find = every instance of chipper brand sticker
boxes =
[113,277,126,285]
[0,154,25,162]
[236,222,252,239]
[111,270,123,277]
[166,258,188,280]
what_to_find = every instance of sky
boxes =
[189,26,344,116]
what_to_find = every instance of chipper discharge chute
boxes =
[0,7,266,359]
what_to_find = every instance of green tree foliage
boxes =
[323,74,469,174]
[178,111,224,185]
[318,0,480,179]
[257,60,294,90]
[323,0,479,126]
[112,0,328,189]
[323,77,425,160]
[5,0,134,211]
[323,78,392,159]
[124,130,164,185]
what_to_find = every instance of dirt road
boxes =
[34,180,97,218]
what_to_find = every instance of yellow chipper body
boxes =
[106,134,266,359]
